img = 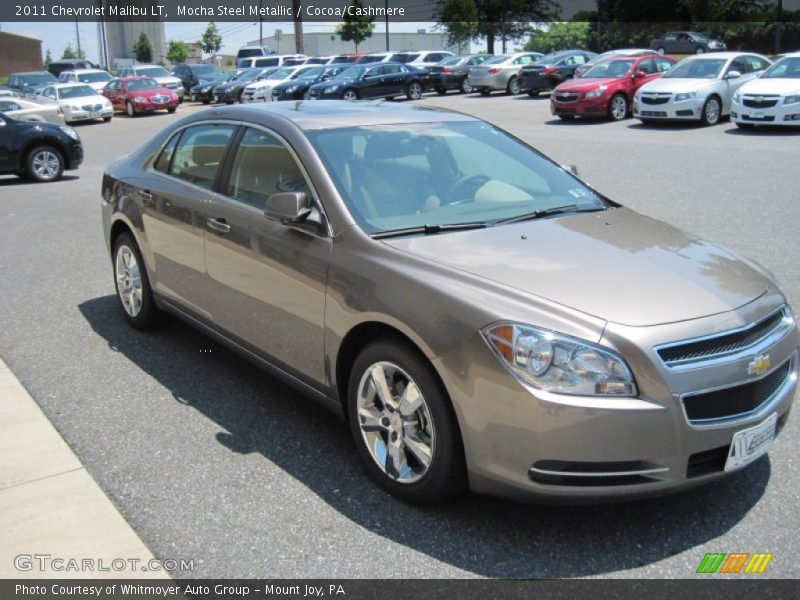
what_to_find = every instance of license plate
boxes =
[725,413,777,471]
[752,111,765,119]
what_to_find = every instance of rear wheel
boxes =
[112,232,161,330]
[347,339,467,504]
[406,81,423,100]
[695,46,705,54]
[701,96,721,126]
[608,93,628,121]
[459,80,473,94]
[506,76,520,95]
[343,89,358,101]
[126,101,136,117]
[25,145,64,182]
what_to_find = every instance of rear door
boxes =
[203,125,330,389]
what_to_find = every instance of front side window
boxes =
[226,127,309,209]
[0,100,21,112]
[169,124,236,190]
[637,59,656,74]
[308,122,605,235]
[654,57,675,72]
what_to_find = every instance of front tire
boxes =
[406,81,423,100]
[25,145,64,182]
[347,339,467,504]
[608,93,628,121]
[459,80,473,94]
[112,232,161,330]
[342,89,358,101]
[701,96,721,126]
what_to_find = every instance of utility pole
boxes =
[775,0,783,54]
[293,0,304,53]
[259,0,263,45]
[385,0,389,50]
[75,18,82,57]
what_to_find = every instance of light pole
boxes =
[385,0,390,51]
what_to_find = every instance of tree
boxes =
[132,31,154,63]
[62,43,86,60]
[438,0,558,54]
[336,0,375,52]
[166,40,189,64]
[200,22,222,56]
[44,49,53,69]
[524,22,590,53]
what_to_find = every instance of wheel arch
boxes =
[20,136,69,170]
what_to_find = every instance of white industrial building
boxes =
[248,29,464,56]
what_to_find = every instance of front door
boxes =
[203,126,330,389]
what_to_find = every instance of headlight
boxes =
[324,84,340,94]
[733,92,742,103]
[133,96,147,103]
[58,125,79,140]
[784,94,800,105]
[675,91,697,102]
[202,86,211,92]
[482,323,637,397]
[584,86,607,99]
[285,85,299,93]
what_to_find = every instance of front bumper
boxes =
[64,107,114,122]
[633,94,707,121]
[551,94,611,117]
[242,88,272,103]
[132,98,179,112]
[433,299,799,502]
[732,98,800,126]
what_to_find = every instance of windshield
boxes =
[238,48,265,58]
[761,56,800,79]
[296,67,324,79]
[136,67,169,78]
[334,66,365,80]
[21,73,57,85]
[127,78,161,90]
[308,121,605,235]
[236,69,263,81]
[664,58,726,79]
[269,68,296,79]
[77,72,111,83]
[582,59,635,78]
[58,85,96,99]
[192,65,218,75]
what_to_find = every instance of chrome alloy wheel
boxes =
[343,89,358,101]
[408,82,423,100]
[704,97,720,124]
[356,362,435,483]
[31,150,60,180]
[610,95,628,120]
[115,245,143,317]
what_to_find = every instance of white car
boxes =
[39,83,113,123]
[0,96,65,124]
[115,65,184,98]
[731,52,800,128]
[57,68,113,92]
[633,52,771,125]
[389,50,455,70]
[241,66,315,102]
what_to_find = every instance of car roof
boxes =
[52,82,97,89]
[684,51,757,60]
[775,51,800,58]
[198,100,478,131]
[66,68,109,74]
[13,71,53,76]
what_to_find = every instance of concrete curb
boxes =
[0,357,165,579]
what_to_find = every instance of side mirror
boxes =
[265,192,312,223]
[633,70,646,78]
[561,164,580,178]
[725,70,741,79]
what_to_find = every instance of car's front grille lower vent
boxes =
[683,359,792,423]
[529,460,667,487]
[657,309,787,367]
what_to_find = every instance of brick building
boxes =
[0,31,43,78]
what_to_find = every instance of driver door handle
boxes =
[207,217,231,233]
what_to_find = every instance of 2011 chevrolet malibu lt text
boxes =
[100,102,798,504]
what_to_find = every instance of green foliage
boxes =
[201,22,223,55]
[166,40,190,64]
[62,43,86,60]
[438,0,558,54]
[44,49,53,69]
[336,0,375,52]
[132,31,154,63]
[525,22,590,52]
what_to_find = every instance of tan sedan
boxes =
[101,101,798,504]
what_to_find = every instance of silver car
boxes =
[467,52,544,95]
[101,102,798,504]
[0,96,65,124]
[633,52,771,125]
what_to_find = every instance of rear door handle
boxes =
[207,217,231,233]
[138,189,152,200]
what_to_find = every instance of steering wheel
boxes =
[444,173,491,204]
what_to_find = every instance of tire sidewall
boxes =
[702,96,721,125]
[609,93,628,121]
[346,339,466,503]
[112,232,160,329]
[25,145,64,182]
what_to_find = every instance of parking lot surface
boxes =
[0,94,798,578]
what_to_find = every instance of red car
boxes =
[102,76,179,117]
[550,53,677,121]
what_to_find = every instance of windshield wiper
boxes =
[494,204,606,225]
[371,221,488,239]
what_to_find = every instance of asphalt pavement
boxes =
[0,95,798,579]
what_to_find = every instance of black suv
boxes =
[171,63,221,94]
[0,113,83,182]
[48,59,98,77]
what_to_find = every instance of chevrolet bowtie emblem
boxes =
[747,355,771,377]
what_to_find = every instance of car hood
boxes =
[60,94,110,105]
[129,88,172,98]
[380,207,769,327]
[555,77,623,92]
[640,77,719,93]
[738,78,800,95]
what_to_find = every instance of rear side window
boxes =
[654,57,674,72]
[225,127,309,209]
[169,124,237,190]
[745,55,769,73]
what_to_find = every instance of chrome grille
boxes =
[656,308,788,367]
[640,95,670,105]
[81,103,102,112]
[553,92,578,103]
